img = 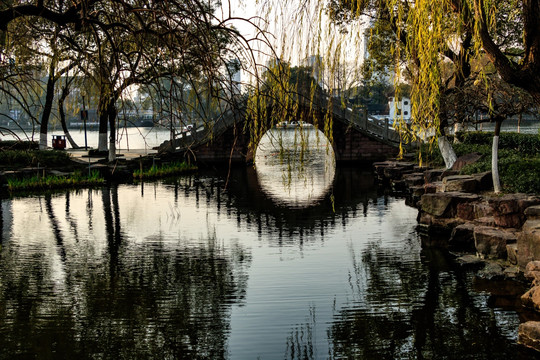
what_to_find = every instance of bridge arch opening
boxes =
[254,125,336,208]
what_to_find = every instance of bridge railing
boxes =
[308,94,402,144]
[159,92,403,154]
[158,105,245,154]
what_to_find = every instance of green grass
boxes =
[417,131,540,194]
[133,161,197,180]
[7,170,105,192]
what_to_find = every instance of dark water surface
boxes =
[1,130,539,359]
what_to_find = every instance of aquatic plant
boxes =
[133,161,197,180]
[6,170,104,192]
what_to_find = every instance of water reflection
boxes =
[255,127,335,208]
[0,165,537,359]
[0,188,250,359]
[329,245,538,360]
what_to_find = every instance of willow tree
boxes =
[322,0,538,191]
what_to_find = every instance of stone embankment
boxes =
[374,160,540,353]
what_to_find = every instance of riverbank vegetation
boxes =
[6,170,104,193]
[422,132,540,194]
[134,161,197,180]
[0,148,72,170]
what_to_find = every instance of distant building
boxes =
[388,96,412,122]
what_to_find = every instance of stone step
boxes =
[442,175,478,193]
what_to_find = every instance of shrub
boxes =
[456,131,540,155]
[502,158,540,194]
[417,131,540,194]
[0,140,38,150]
[0,150,72,168]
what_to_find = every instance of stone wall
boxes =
[374,160,540,352]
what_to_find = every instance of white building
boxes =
[388,96,412,122]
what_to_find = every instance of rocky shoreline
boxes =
[374,160,540,353]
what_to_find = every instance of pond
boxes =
[0,127,538,359]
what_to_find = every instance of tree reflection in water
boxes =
[0,187,250,359]
[329,243,538,359]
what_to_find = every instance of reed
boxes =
[133,161,197,180]
[7,170,105,192]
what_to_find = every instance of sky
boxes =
[218,0,370,90]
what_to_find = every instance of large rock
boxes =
[524,220,540,232]
[525,205,540,220]
[424,169,445,183]
[518,321,540,352]
[474,216,497,227]
[391,179,407,192]
[474,226,517,259]
[379,162,415,180]
[518,221,540,269]
[373,161,393,179]
[442,175,478,193]
[471,171,493,192]
[451,152,482,171]
[417,212,464,234]
[424,181,443,194]
[507,243,518,265]
[477,262,505,280]
[449,222,476,252]
[524,261,540,285]
[421,192,480,218]
[440,169,459,179]
[457,201,493,221]
[403,173,425,187]
[489,194,540,228]
[455,254,485,269]
[522,287,540,312]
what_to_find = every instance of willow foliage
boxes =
[246,0,365,159]
[251,0,533,157]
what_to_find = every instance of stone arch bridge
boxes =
[158,96,402,164]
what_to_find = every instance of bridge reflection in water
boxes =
[255,127,335,208]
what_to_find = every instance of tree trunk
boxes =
[58,85,79,149]
[98,97,108,152]
[40,69,56,150]
[108,102,117,162]
[492,119,503,193]
[438,135,458,169]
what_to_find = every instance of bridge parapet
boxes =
[319,96,401,145]
[158,92,403,162]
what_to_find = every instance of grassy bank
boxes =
[134,161,197,180]
[420,131,540,194]
[7,170,105,193]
